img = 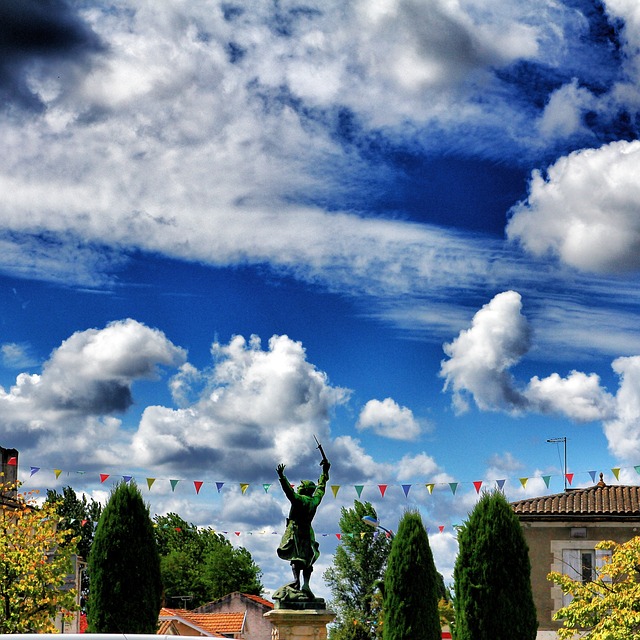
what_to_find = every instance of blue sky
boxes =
[3,0,640,595]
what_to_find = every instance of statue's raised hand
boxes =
[277,463,286,477]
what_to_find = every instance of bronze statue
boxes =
[273,441,330,607]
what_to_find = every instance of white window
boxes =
[561,548,612,606]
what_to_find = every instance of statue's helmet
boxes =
[298,480,316,495]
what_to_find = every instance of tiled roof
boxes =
[159,607,245,636]
[241,593,274,609]
[512,482,640,520]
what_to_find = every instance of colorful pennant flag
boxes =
[54,469,62,479]
[519,478,528,489]
[194,481,203,494]
[146,478,156,490]
[449,482,458,495]
[122,475,132,483]
[425,483,435,494]
[99,473,109,483]
[542,475,551,488]
[331,485,340,498]
[635,466,640,475]
[473,481,482,494]
[263,484,271,493]
[30,466,40,477]
[565,473,574,485]
[401,484,411,498]
[378,484,388,497]
[216,482,224,493]
[170,479,179,492]
[438,525,445,533]
[240,483,249,495]
[496,479,506,490]
[7,457,17,466]
[355,485,364,498]
[589,470,597,482]
[612,468,620,480]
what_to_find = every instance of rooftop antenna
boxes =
[547,437,567,490]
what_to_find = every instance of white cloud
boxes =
[537,79,595,140]
[131,334,351,479]
[507,140,640,273]
[356,397,422,440]
[440,291,531,414]
[0,342,35,368]
[603,356,640,461]
[526,370,616,422]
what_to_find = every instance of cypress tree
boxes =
[454,491,537,640]
[87,482,162,633]
[383,510,441,640]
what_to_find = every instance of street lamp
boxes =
[362,515,393,538]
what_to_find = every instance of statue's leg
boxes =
[302,565,314,595]
[290,562,301,590]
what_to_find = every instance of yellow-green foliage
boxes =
[549,536,640,639]
[0,483,79,633]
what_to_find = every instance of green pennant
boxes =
[170,479,179,492]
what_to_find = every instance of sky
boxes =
[3,0,640,599]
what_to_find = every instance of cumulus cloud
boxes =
[440,291,531,413]
[603,356,640,461]
[526,370,616,422]
[507,140,640,273]
[0,319,185,459]
[131,334,351,479]
[356,397,422,440]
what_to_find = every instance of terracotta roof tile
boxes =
[512,484,640,519]
[159,608,245,636]
[241,593,274,609]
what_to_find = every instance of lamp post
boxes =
[362,515,393,538]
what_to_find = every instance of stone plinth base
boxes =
[264,608,336,640]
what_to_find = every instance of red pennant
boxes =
[100,474,109,483]
[378,484,388,497]
[234,531,241,536]
[81,520,88,527]
[565,473,574,485]
[194,481,203,494]
[336,533,341,540]
[473,481,483,493]
[438,525,445,533]
[7,457,17,466]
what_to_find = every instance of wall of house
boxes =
[521,520,640,633]
[197,594,272,640]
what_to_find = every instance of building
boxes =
[158,593,274,640]
[512,474,640,639]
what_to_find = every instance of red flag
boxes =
[565,473,574,485]
[100,474,109,483]
[473,481,483,493]
[7,457,17,466]
[378,484,388,497]
[194,481,204,494]
[438,525,445,533]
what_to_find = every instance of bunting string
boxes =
[14,460,639,500]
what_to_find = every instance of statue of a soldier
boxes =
[273,444,330,607]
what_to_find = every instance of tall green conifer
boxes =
[453,491,537,640]
[383,510,441,640]
[87,482,162,633]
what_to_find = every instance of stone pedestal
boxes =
[264,608,336,640]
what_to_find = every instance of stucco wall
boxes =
[520,521,640,632]
[197,594,273,640]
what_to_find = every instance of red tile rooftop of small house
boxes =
[241,593,274,609]
[159,608,245,635]
[511,476,640,519]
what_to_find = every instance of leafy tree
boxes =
[87,481,162,633]
[324,501,391,640]
[46,486,102,561]
[383,510,441,640]
[46,486,102,611]
[549,536,640,639]
[154,513,263,608]
[0,483,78,632]
[454,491,537,640]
